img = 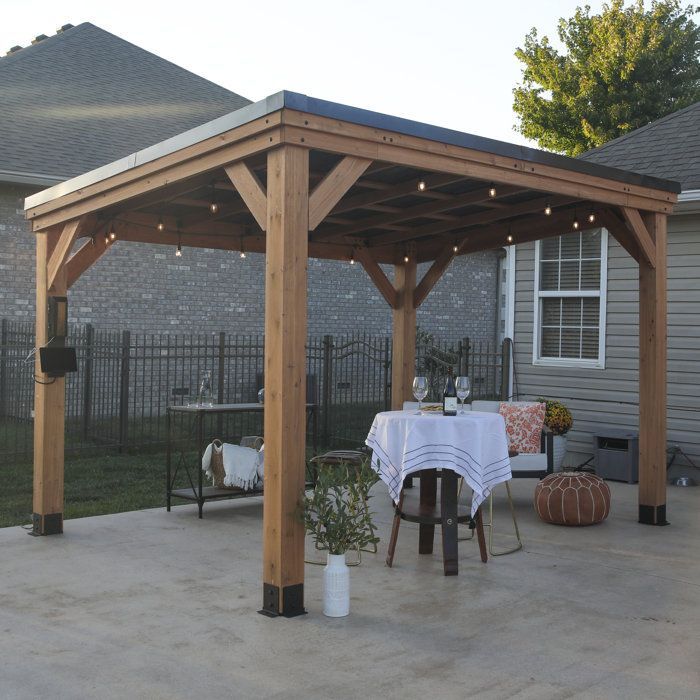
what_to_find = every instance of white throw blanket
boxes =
[202,441,264,491]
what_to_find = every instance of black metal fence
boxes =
[0,318,508,464]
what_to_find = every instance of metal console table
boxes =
[166,402,318,518]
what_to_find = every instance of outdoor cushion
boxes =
[509,452,549,472]
[498,401,546,454]
[471,400,500,413]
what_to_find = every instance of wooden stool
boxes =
[385,469,487,575]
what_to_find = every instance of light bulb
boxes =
[403,254,409,263]
[157,219,165,232]
[350,254,355,265]
[108,229,116,241]
[506,234,514,244]
[210,201,219,214]
[588,211,596,223]
[453,245,458,253]
[240,250,246,259]
[417,179,426,192]
[104,233,110,245]
[175,244,182,257]
[573,217,580,230]
[544,204,552,216]
[488,184,497,198]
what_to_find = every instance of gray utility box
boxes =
[594,428,639,483]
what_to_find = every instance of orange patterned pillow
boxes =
[498,402,546,454]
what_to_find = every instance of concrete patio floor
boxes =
[1,479,698,700]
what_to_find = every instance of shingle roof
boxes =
[580,101,700,191]
[0,23,251,181]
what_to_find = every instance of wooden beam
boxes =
[32,233,66,535]
[65,229,111,289]
[261,145,309,617]
[622,207,656,268]
[308,156,372,230]
[598,209,640,262]
[354,247,397,307]
[313,185,526,242]
[46,216,94,290]
[368,194,578,248]
[28,120,282,231]
[282,116,677,214]
[413,240,467,308]
[638,212,667,525]
[391,253,417,410]
[225,161,267,231]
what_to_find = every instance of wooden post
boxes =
[391,256,417,410]
[32,232,66,535]
[261,144,309,617]
[638,212,668,525]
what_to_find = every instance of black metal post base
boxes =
[639,504,669,526]
[258,583,307,618]
[29,512,63,536]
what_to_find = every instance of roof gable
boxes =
[0,23,251,182]
[580,101,700,191]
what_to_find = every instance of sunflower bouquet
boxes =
[537,398,573,436]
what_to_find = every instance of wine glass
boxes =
[455,376,471,414]
[412,376,428,414]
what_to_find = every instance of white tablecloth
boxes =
[365,410,512,515]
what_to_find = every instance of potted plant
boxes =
[300,460,379,617]
[537,398,573,472]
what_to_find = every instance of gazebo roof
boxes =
[24,89,680,276]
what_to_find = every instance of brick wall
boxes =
[1,184,499,341]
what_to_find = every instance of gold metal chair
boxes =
[304,450,376,567]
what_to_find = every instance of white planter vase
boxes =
[552,434,568,472]
[323,553,350,617]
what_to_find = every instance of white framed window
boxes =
[532,228,607,369]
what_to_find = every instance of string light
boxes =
[506,234,514,244]
[488,183,497,198]
[209,184,219,214]
[350,251,355,265]
[108,224,116,242]
[544,203,552,216]
[417,178,427,192]
[157,218,165,232]
[588,210,596,224]
[175,232,182,257]
[104,232,110,245]
[573,216,580,230]
[239,237,246,259]
[453,245,459,253]
[403,254,410,263]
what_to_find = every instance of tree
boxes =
[513,1,700,155]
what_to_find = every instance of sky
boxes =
[1,0,610,147]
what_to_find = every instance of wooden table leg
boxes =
[441,469,458,575]
[419,469,436,554]
[475,507,488,563]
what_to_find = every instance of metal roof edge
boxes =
[280,91,681,195]
[25,92,286,211]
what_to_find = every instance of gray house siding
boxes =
[512,213,700,465]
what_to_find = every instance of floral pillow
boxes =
[498,402,546,454]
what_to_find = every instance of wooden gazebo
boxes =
[25,91,679,616]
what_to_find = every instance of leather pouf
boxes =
[534,472,611,526]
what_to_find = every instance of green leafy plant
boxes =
[537,397,573,436]
[300,459,380,555]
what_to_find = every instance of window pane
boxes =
[560,261,580,290]
[541,327,560,357]
[561,298,582,326]
[540,261,559,290]
[581,260,600,290]
[582,298,599,326]
[542,298,561,325]
[560,233,580,260]
[581,229,601,258]
[561,328,581,358]
[541,237,559,260]
[582,329,600,359]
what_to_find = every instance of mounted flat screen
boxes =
[39,347,78,377]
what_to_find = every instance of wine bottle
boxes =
[443,368,458,416]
